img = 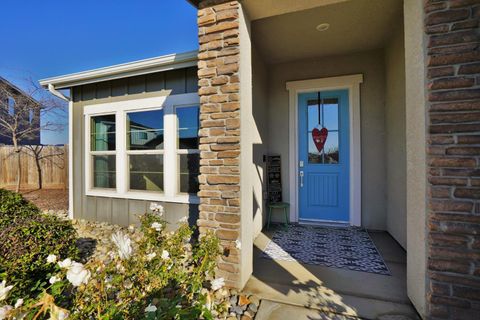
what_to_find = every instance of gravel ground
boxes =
[20,189,68,211]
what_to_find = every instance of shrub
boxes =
[0,204,224,320]
[0,189,40,227]
[0,191,78,302]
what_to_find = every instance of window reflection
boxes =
[129,154,164,192]
[177,106,199,149]
[91,115,116,151]
[93,155,116,188]
[177,106,200,195]
[127,110,164,150]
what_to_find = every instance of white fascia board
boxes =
[39,50,199,89]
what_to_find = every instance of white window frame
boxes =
[84,93,200,204]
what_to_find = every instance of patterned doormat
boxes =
[262,224,391,275]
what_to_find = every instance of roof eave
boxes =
[39,50,199,90]
[186,0,199,7]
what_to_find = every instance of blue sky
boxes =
[0,0,198,145]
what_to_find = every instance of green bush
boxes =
[0,188,40,226]
[0,190,78,302]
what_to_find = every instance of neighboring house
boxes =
[40,0,479,319]
[0,76,41,145]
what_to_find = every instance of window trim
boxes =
[84,93,200,204]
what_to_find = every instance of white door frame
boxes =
[286,74,363,226]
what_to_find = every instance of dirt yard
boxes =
[20,189,68,211]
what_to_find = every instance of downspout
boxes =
[47,84,70,102]
[47,84,74,220]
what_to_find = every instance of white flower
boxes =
[161,250,169,260]
[14,299,23,308]
[149,202,164,216]
[235,239,241,250]
[178,216,188,223]
[66,262,91,287]
[49,276,61,284]
[50,305,69,320]
[151,222,162,232]
[145,304,157,313]
[0,305,12,320]
[128,225,135,233]
[111,231,133,260]
[210,278,225,291]
[0,280,13,301]
[46,254,57,263]
[124,279,133,289]
[146,252,157,261]
[58,258,72,269]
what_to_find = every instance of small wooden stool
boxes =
[267,202,290,230]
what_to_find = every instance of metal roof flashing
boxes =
[39,50,198,90]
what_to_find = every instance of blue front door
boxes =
[298,89,350,222]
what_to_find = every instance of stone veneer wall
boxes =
[425,0,480,319]
[196,0,242,288]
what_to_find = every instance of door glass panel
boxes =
[307,104,320,131]
[307,97,339,164]
[324,131,339,164]
[323,99,339,131]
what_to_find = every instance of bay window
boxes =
[84,93,200,203]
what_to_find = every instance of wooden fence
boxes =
[0,145,68,189]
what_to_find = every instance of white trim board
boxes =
[68,100,74,219]
[286,74,363,226]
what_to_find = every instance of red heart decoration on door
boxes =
[312,128,328,152]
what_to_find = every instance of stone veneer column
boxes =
[196,0,242,288]
[425,1,480,319]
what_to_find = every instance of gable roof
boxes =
[39,50,198,90]
[0,76,39,106]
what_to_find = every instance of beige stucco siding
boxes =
[239,4,254,288]
[252,47,269,238]
[71,68,199,227]
[267,49,387,230]
[385,23,407,249]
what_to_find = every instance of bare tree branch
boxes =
[0,77,67,191]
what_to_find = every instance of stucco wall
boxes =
[267,49,387,230]
[71,68,199,228]
[404,0,427,315]
[385,23,407,249]
[252,47,269,238]
[239,3,254,287]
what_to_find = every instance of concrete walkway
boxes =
[244,228,419,320]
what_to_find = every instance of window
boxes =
[90,115,116,189]
[127,109,164,192]
[307,98,340,164]
[176,106,200,194]
[7,96,15,115]
[84,93,200,203]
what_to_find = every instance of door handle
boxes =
[299,171,304,188]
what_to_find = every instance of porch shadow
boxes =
[244,226,419,319]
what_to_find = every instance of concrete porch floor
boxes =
[243,226,419,320]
